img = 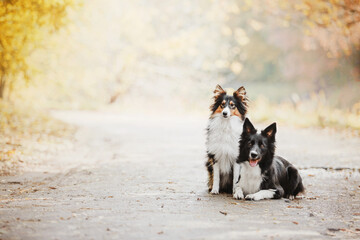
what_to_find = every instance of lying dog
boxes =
[233,118,304,200]
[206,85,248,194]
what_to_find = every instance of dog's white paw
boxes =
[289,195,295,200]
[210,188,219,195]
[245,194,260,201]
[245,189,276,201]
[233,188,244,200]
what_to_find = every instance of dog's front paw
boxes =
[245,194,260,201]
[210,188,219,195]
[233,189,244,200]
[246,189,276,201]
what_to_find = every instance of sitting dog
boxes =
[233,118,304,200]
[206,84,248,194]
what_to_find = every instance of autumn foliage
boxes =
[261,0,360,57]
[0,0,76,98]
[288,0,360,56]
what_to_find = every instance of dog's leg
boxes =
[210,162,220,194]
[233,185,244,200]
[287,165,304,198]
[245,189,277,201]
[233,162,241,193]
[233,163,244,199]
[206,156,214,192]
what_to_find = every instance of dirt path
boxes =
[1,111,359,239]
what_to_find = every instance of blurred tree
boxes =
[0,0,76,98]
[288,0,360,57]
[235,0,360,56]
[220,0,359,106]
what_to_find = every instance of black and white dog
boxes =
[233,118,304,200]
[206,85,248,194]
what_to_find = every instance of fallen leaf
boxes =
[219,211,227,216]
[307,197,318,200]
[7,181,21,184]
[287,205,303,209]
[292,221,298,225]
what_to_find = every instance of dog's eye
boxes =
[230,103,235,108]
[259,142,264,148]
[249,140,254,146]
[220,104,225,108]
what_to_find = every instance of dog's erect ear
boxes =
[243,118,256,134]
[233,86,247,102]
[262,122,277,139]
[214,84,226,98]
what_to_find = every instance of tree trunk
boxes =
[0,74,5,99]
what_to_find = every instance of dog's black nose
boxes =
[223,112,228,116]
[250,152,258,159]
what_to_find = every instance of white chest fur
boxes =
[238,162,263,195]
[206,115,242,174]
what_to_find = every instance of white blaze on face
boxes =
[249,148,260,167]
[222,106,230,118]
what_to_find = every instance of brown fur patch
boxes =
[231,107,241,118]
[229,100,235,108]
[214,85,225,98]
[210,85,226,113]
[208,173,213,191]
[226,100,242,119]
[233,86,248,108]
[206,157,215,191]
[233,86,246,100]
[212,100,225,116]
[214,100,226,114]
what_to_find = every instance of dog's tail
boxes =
[287,166,305,197]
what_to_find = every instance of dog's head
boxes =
[210,84,248,120]
[240,118,276,167]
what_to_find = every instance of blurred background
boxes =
[1,0,360,125]
[1,0,360,173]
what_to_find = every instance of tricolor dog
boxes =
[205,85,248,194]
